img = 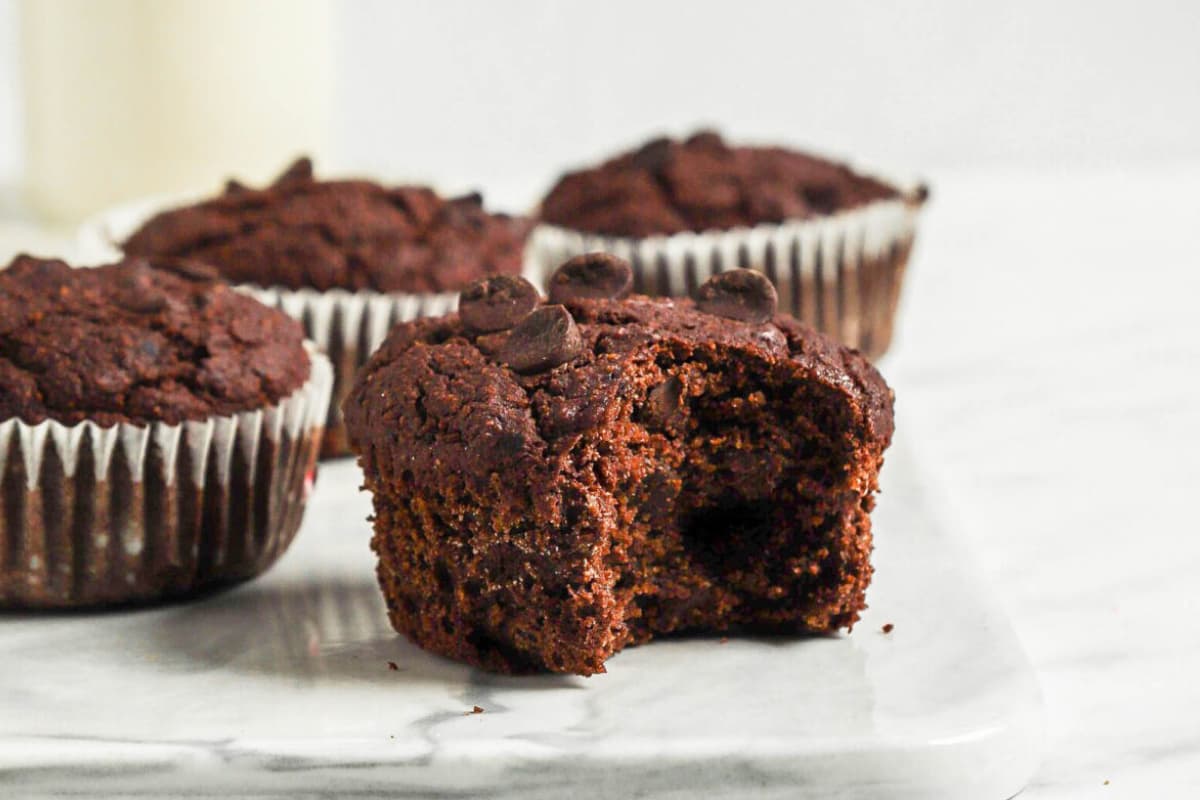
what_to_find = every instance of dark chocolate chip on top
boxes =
[643,375,686,432]
[499,304,583,374]
[695,269,778,324]
[459,275,540,333]
[548,253,634,304]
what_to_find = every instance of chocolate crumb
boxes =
[467,705,484,715]
[387,661,399,671]
[881,623,894,634]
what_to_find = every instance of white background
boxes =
[2,0,1200,208]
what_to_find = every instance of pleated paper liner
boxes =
[238,287,457,457]
[526,194,923,360]
[0,350,332,609]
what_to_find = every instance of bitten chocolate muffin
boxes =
[530,131,926,360]
[0,254,331,608]
[344,254,893,676]
[118,158,530,457]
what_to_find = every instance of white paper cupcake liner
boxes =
[526,194,923,359]
[0,349,332,609]
[238,287,457,456]
[77,201,459,458]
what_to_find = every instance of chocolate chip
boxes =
[643,375,685,431]
[273,156,313,187]
[459,275,540,333]
[155,258,220,283]
[631,136,673,172]
[499,304,583,374]
[695,269,777,324]
[115,288,168,314]
[548,253,633,304]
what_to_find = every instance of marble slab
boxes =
[0,436,1043,798]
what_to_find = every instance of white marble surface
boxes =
[0,444,1041,799]
[882,163,1200,798]
[1,162,1197,796]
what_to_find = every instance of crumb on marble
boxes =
[881,623,894,634]
[466,705,484,715]
[1104,779,1110,786]
[387,661,399,671]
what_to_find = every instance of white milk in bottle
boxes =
[20,0,332,223]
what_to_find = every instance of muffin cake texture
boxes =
[344,254,894,675]
[123,157,528,294]
[119,157,529,456]
[0,254,331,608]
[540,130,902,237]
[530,132,926,359]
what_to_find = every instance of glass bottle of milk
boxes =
[20,0,332,223]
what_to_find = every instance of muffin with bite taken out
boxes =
[343,253,893,675]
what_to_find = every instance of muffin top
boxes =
[122,158,530,294]
[539,131,909,238]
[343,255,893,480]
[0,254,311,427]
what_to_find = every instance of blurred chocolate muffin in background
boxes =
[530,132,927,360]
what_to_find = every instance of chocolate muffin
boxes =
[343,255,893,675]
[530,131,927,359]
[118,157,529,456]
[0,254,332,608]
